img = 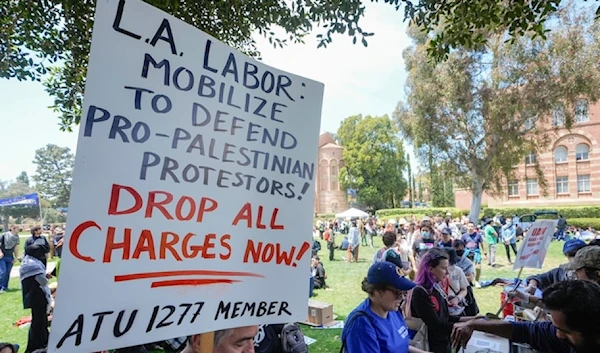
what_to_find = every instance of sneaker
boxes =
[0,289,5,294]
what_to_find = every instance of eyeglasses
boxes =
[386,288,407,300]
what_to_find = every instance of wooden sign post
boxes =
[196,332,214,353]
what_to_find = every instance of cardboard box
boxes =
[465,330,510,353]
[307,300,334,326]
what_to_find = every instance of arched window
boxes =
[319,160,329,191]
[554,146,568,163]
[575,99,589,123]
[330,160,339,191]
[576,144,590,161]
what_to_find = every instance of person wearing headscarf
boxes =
[20,243,52,353]
[24,227,50,268]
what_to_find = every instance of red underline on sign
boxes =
[114,270,265,282]
[151,279,241,288]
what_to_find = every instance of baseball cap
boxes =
[367,262,416,291]
[565,246,600,270]
[563,239,586,255]
[441,227,452,235]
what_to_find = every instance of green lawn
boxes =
[0,234,566,352]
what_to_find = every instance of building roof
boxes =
[319,132,337,147]
[320,142,343,149]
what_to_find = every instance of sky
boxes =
[0,2,413,183]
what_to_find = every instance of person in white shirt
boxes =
[347,219,360,263]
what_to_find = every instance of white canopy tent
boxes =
[335,207,369,219]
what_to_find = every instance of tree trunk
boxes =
[469,179,484,223]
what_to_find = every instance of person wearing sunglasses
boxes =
[341,262,431,353]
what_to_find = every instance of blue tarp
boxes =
[0,193,40,207]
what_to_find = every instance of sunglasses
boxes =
[386,288,407,300]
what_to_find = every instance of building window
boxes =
[554,146,568,163]
[575,99,589,123]
[525,152,536,165]
[578,175,591,193]
[552,104,565,127]
[319,160,329,191]
[556,176,569,194]
[508,180,519,196]
[526,178,538,195]
[330,160,339,191]
[576,144,590,161]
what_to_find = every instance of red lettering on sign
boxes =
[107,183,218,222]
[243,240,309,267]
[232,203,284,230]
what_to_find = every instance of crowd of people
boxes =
[331,214,600,353]
[4,214,600,353]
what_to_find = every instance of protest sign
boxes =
[47,0,323,352]
[512,220,557,270]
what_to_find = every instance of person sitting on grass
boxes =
[311,256,327,289]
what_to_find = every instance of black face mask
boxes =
[456,250,465,257]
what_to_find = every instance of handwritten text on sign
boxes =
[513,220,557,270]
[48,0,323,352]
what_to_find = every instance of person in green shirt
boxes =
[484,220,498,267]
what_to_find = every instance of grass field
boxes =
[0,233,566,352]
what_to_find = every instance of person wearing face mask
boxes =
[452,240,475,284]
[501,217,518,265]
[411,222,436,268]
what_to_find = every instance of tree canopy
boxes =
[32,144,75,208]
[3,0,596,130]
[337,114,407,210]
[395,4,600,221]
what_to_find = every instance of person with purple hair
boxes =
[408,248,480,353]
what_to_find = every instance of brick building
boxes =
[314,133,349,214]
[455,98,600,209]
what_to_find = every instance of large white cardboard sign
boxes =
[513,220,557,270]
[48,0,323,351]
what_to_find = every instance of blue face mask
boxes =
[421,231,430,239]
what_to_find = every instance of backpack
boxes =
[280,323,308,353]
[313,240,321,252]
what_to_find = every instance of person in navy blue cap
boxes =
[524,238,587,294]
[341,262,430,353]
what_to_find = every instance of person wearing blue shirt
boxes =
[451,280,600,353]
[501,217,518,264]
[341,262,431,353]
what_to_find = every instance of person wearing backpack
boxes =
[0,225,21,293]
[341,262,431,353]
